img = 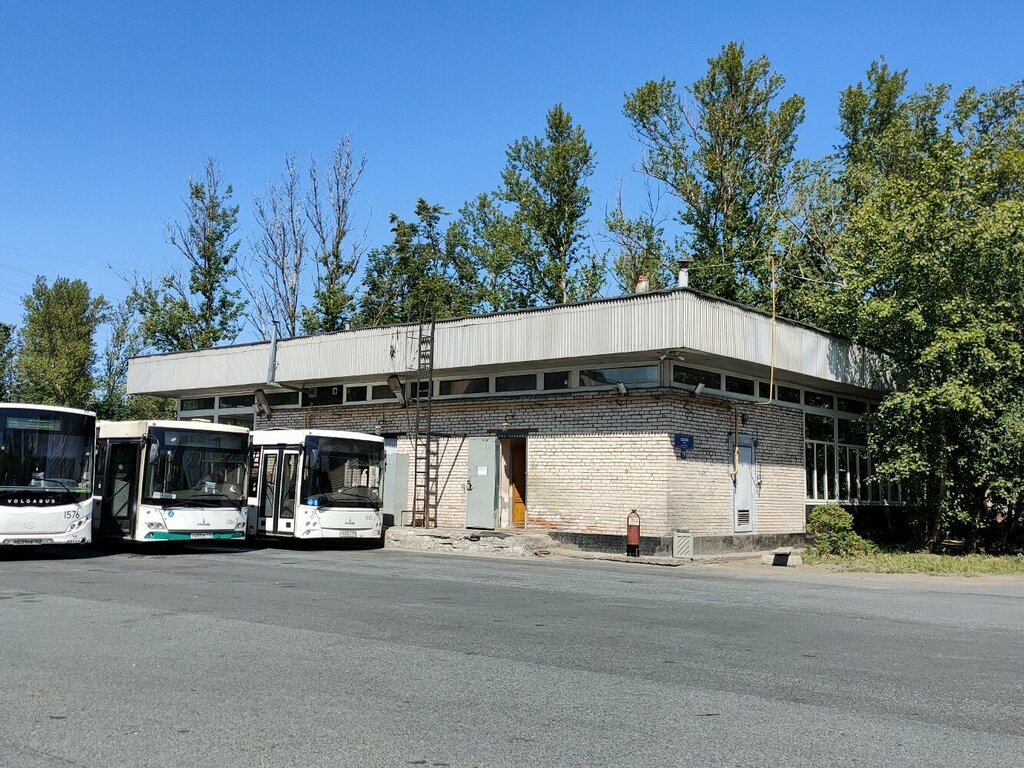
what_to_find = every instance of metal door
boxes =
[103,442,140,536]
[256,448,300,536]
[733,436,756,533]
[465,437,498,529]
[275,450,299,535]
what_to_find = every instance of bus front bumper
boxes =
[142,531,246,541]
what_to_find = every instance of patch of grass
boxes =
[804,549,1024,576]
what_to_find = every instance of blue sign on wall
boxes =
[673,434,695,451]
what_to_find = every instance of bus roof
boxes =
[250,428,384,447]
[97,419,251,439]
[0,402,96,418]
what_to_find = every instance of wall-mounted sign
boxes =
[673,433,694,459]
[673,434,695,450]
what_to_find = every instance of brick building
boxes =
[127,287,896,554]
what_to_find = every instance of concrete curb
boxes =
[383,526,770,567]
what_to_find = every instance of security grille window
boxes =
[672,365,721,390]
[542,371,570,390]
[724,376,756,396]
[345,385,368,403]
[805,413,835,501]
[579,365,659,388]
[804,409,900,504]
[495,374,537,393]
[439,377,490,396]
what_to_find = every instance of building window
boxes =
[837,397,867,415]
[371,384,397,400]
[495,374,537,393]
[777,385,801,404]
[181,397,215,411]
[307,386,344,406]
[219,394,254,409]
[219,414,255,429]
[345,385,368,403]
[407,381,431,401]
[580,365,659,388]
[543,371,570,390]
[672,365,720,390]
[266,391,300,407]
[724,375,756,396]
[439,377,490,396]
[804,391,835,410]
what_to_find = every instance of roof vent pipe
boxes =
[676,254,692,289]
[265,325,279,386]
[634,274,650,293]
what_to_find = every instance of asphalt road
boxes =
[0,544,1022,768]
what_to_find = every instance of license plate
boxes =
[191,532,214,540]
[337,530,356,537]
[5,538,53,546]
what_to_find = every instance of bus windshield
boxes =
[0,408,95,504]
[142,427,248,508]
[302,437,384,509]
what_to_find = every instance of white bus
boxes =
[0,403,96,546]
[95,420,250,542]
[249,429,386,541]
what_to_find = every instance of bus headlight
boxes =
[146,521,166,530]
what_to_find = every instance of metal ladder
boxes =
[411,318,438,527]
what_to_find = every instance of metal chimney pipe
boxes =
[676,255,692,288]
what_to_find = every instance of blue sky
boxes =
[2,1,1022,338]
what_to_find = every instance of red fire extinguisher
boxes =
[626,510,641,557]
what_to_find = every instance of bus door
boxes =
[256,447,300,536]
[102,441,140,536]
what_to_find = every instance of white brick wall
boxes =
[256,389,806,538]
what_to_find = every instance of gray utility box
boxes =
[673,530,694,559]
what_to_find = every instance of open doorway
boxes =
[499,437,527,528]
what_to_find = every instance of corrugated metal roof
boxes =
[127,288,892,396]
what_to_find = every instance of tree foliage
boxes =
[0,324,18,402]
[245,155,307,339]
[815,63,1024,548]
[131,159,245,352]
[355,199,474,327]
[498,104,604,305]
[17,276,106,409]
[605,183,673,293]
[624,42,805,305]
[95,300,174,420]
[301,136,367,334]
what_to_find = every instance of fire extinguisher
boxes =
[626,510,641,557]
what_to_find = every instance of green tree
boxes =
[819,65,1024,548]
[0,323,18,401]
[301,136,367,334]
[605,184,673,293]
[624,42,805,305]
[132,159,245,351]
[17,276,106,408]
[355,199,474,327]
[499,104,604,305]
[447,194,536,313]
[95,300,174,420]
